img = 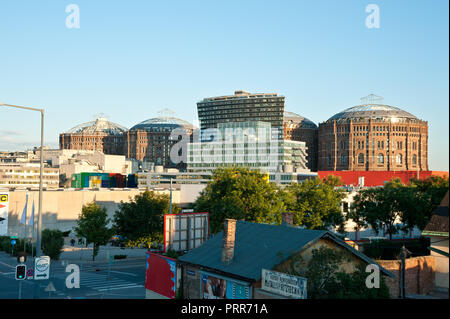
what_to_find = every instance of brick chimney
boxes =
[282,212,294,227]
[221,219,237,264]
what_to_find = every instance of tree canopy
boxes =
[350,176,449,239]
[113,189,178,244]
[193,167,287,234]
[74,201,111,260]
[285,176,346,230]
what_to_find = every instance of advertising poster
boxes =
[201,273,250,299]
[145,252,177,299]
[0,192,9,236]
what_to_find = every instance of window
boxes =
[396,154,402,164]
[358,153,364,164]
[412,154,417,165]
[340,155,346,165]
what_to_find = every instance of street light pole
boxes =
[0,103,44,257]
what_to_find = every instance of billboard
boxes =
[0,192,9,236]
[164,212,209,252]
[261,269,307,299]
[200,273,250,299]
[145,252,177,299]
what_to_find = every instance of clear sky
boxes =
[0,0,448,170]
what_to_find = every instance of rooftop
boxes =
[66,118,127,135]
[130,117,195,131]
[178,220,394,281]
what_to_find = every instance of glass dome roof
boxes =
[283,111,318,128]
[130,117,195,131]
[327,104,418,122]
[66,118,127,135]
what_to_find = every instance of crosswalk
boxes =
[55,272,144,292]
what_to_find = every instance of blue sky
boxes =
[0,0,448,170]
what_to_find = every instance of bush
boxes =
[42,229,65,260]
[362,237,430,260]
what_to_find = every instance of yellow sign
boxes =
[0,194,8,202]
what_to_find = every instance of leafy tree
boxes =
[74,201,112,261]
[41,229,65,260]
[400,176,449,231]
[351,176,449,239]
[113,190,178,242]
[351,183,403,240]
[325,263,390,299]
[285,176,346,230]
[284,247,390,299]
[193,167,286,233]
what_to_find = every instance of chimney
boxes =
[282,212,294,227]
[222,219,237,264]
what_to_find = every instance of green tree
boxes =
[41,229,65,260]
[285,247,390,299]
[113,190,178,243]
[193,167,286,234]
[351,182,403,240]
[285,176,346,230]
[351,176,449,239]
[400,176,449,231]
[74,201,111,261]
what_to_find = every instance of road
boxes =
[0,251,146,299]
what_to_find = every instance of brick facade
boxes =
[318,118,428,171]
[377,256,435,297]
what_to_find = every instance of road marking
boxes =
[0,261,15,269]
[97,285,144,292]
[109,270,138,276]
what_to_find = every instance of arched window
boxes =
[358,153,364,164]
[340,155,346,164]
[396,154,402,164]
[377,153,384,164]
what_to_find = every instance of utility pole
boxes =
[169,178,173,214]
[399,245,407,298]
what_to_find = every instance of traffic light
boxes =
[15,264,26,280]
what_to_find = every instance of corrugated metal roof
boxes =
[178,220,394,280]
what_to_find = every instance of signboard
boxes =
[0,192,9,236]
[27,268,34,280]
[34,256,50,280]
[164,212,209,252]
[145,252,177,299]
[261,269,307,299]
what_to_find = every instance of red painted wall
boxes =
[318,170,449,187]
[145,252,177,299]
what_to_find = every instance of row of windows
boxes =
[327,153,418,166]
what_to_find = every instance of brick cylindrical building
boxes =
[283,111,318,172]
[59,117,127,155]
[318,95,428,171]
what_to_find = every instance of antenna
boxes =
[360,94,384,105]
[93,113,109,120]
[157,108,176,118]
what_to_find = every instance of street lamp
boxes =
[0,102,45,257]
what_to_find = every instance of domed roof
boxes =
[283,111,317,129]
[327,95,419,122]
[130,116,195,131]
[328,104,418,122]
[66,118,127,135]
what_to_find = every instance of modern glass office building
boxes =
[187,121,310,173]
